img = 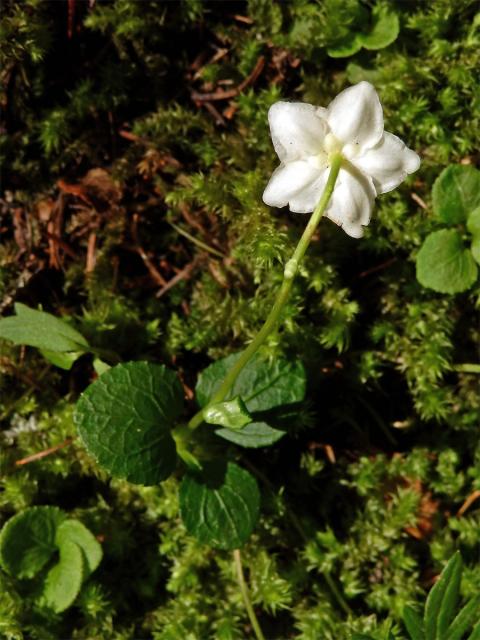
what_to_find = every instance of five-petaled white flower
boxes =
[263,81,420,238]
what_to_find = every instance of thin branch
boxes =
[357,257,397,279]
[411,192,428,209]
[131,213,168,286]
[203,101,226,126]
[15,438,74,466]
[191,56,265,102]
[86,232,97,273]
[155,259,199,298]
[169,221,226,258]
[457,490,480,517]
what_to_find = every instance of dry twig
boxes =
[15,438,74,466]
[155,258,199,299]
[191,56,265,102]
[131,213,167,286]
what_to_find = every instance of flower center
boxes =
[308,133,358,169]
[323,132,343,155]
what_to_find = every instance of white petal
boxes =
[315,106,328,119]
[352,131,421,194]
[268,102,328,162]
[325,167,376,238]
[290,169,329,213]
[326,81,383,151]
[263,161,322,209]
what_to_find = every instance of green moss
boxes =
[1,0,479,636]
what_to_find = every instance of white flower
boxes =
[263,81,420,238]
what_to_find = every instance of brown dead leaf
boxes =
[81,168,122,210]
[12,207,29,253]
[403,479,440,539]
[36,198,55,222]
[58,168,121,212]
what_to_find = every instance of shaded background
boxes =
[1,1,479,638]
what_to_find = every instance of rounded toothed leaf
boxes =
[432,165,480,224]
[215,422,286,448]
[56,519,102,576]
[466,207,480,236]
[358,6,400,50]
[196,352,306,413]
[0,506,65,579]
[416,230,477,294]
[179,462,260,550]
[40,539,84,613]
[75,362,184,485]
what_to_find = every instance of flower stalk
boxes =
[187,153,343,430]
[233,549,266,640]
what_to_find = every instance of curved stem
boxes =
[233,549,266,640]
[188,154,343,430]
[323,571,352,617]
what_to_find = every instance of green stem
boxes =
[234,549,266,640]
[188,153,343,430]
[323,571,352,617]
[453,363,480,374]
[169,221,226,259]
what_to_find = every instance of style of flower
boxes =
[263,81,420,238]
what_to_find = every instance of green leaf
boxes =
[471,237,480,266]
[0,303,89,353]
[196,352,306,413]
[203,396,252,429]
[416,230,478,294]
[93,357,111,375]
[40,349,84,370]
[447,596,480,640]
[0,506,65,579]
[179,461,260,550]
[436,552,462,637]
[351,635,376,640]
[56,520,102,576]
[424,552,462,640]
[358,5,400,50]
[75,362,183,485]
[467,620,480,640]
[403,605,425,640]
[327,35,362,58]
[468,208,480,265]
[432,165,480,224]
[40,539,84,613]
[215,422,286,448]
[346,62,382,85]
[327,4,399,57]
[467,207,480,237]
